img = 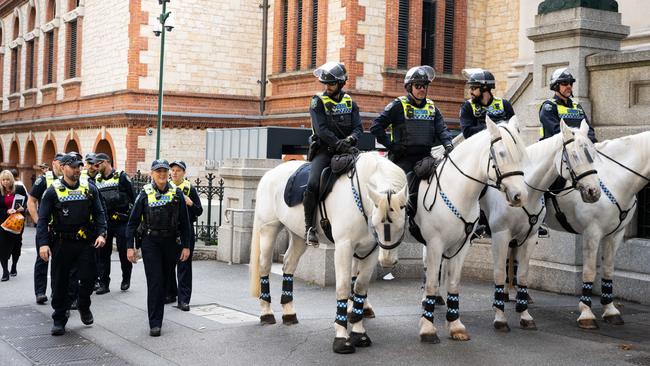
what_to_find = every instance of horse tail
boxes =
[249,210,262,298]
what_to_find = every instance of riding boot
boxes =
[302,189,319,247]
[406,172,419,218]
[537,224,549,238]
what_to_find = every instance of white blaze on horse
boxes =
[249,152,408,354]
[545,130,650,329]
[415,116,528,343]
[481,120,601,332]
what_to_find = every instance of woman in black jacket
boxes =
[0,169,27,281]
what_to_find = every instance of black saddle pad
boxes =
[284,164,339,207]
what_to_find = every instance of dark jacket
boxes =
[459,97,515,138]
[539,94,597,142]
[309,92,363,149]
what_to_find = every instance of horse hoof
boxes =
[350,332,372,347]
[333,337,355,354]
[603,314,624,325]
[420,333,440,344]
[577,319,598,329]
[260,314,276,325]
[363,308,376,318]
[450,331,471,341]
[493,321,511,332]
[282,314,299,325]
[519,319,537,330]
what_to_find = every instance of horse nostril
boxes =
[513,193,520,203]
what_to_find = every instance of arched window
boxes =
[26,7,37,89]
[47,0,56,22]
[0,28,4,97]
[10,17,20,94]
[44,0,58,85]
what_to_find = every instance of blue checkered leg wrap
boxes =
[422,295,437,323]
[493,285,506,311]
[350,293,367,324]
[600,279,614,305]
[580,282,593,307]
[260,276,271,303]
[515,286,529,313]
[335,299,348,328]
[446,293,460,322]
[280,274,294,305]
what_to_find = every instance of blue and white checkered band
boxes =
[601,293,613,299]
[447,308,459,314]
[337,301,347,308]
[518,287,528,293]
[148,195,172,207]
[283,276,293,282]
[260,293,270,299]
[580,295,591,302]
[494,287,505,294]
[350,179,364,214]
[493,300,505,307]
[336,314,348,322]
[96,181,119,190]
[352,308,364,315]
[353,296,365,303]
[425,298,435,305]
[282,291,293,297]
[602,281,613,288]
[517,298,528,305]
[330,103,352,115]
[599,180,618,204]
[559,109,584,120]
[58,191,87,202]
[439,191,462,219]
[447,295,459,302]
[583,283,593,290]
[412,109,434,120]
[423,311,434,318]
[260,278,269,284]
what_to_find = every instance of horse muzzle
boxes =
[578,183,601,203]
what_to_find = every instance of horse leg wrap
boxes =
[349,293,366,324]
[580,282,593,307]
[335,299,348,328]
[280,274,294,305]
[515,286,529,313]
[600,279,613,305]
[493,285,506,311]
[446,293,460,322]
[260,276,271,303]
[349,276,357,300]
[422,295,436,323]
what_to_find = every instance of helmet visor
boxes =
[405,66,435,85]
[313,62,347,82]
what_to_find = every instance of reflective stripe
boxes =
[170,179,191,196]
[52,179,89,202]
[318,93,352,115]
[144,183,176,207]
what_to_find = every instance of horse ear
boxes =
[396,184,408,207]
[367,186,382,206]
[560,119,573,141]
[579,119,589,137]
[486,115,500,139]
[508,115,520,132]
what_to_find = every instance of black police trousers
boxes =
[35,244,78,301]
[51,240,96,326]
[141,235,179,328]
[391,152,431,175]
[167,231,196,304]
[97,221,132,288]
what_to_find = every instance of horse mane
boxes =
[497,122,529,164]
[358,153,407,217]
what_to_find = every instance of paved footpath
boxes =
[1,228,649,365]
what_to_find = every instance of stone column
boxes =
[217,158,282,264]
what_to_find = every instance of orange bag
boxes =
[2,212,25,235]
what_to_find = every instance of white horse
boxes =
[249,152,408,354]
[416,117,529,343]
[482,121,601,332]
[545,131,650,329]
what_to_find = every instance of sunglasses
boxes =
[469,85,481,90]
[413,84,428,90]
[559,82,573,87]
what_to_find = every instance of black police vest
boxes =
[540,99,586,139]
[143,184,180,236]
[392,96,437,147]
[469,97,507,123]
[317,93,354,139]
[51,179,93,234]
[96,171,130,214]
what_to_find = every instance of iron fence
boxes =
[131,171,225,245]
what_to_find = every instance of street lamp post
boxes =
[154,0,174,159]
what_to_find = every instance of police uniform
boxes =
[126,179,191,332]
[95,169,135,292]
[36,173,107,332]
[370,94,452,173]
[167,174,203,309]
[539,95,597,142]
[459,97,515,138]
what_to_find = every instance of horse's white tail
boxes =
[249,211,262,298]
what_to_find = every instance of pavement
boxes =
[0,228,649,366]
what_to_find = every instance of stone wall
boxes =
[138,127,207,177]
[355,0,384,92]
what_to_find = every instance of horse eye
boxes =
[389,208,394,212]
[399,205,405,209]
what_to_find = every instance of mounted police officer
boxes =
[460,68,515,138]
[126,159,192,337]
[370,65,453,175]
[95,153,135,294]
[540,67,597,142]
[28,153,65,305]
[36,153,107,336]
[303,62,362,246]
[167,160,203,311]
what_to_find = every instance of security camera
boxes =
[146,127,154,136]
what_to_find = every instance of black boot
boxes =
[303,189,319,247]
[537,224,549,238]
[10,258,17,277]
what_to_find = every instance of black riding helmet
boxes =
[404,65,435,89]
[462,68,496,92]
[549,67,576,91]
[313,62,348,85]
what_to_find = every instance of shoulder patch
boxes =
[544,103,553,111]
[310,97,319,109]
[34,176,43,186]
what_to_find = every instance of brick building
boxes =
[0,0,471,189]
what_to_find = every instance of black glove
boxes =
[389,143,407,157]
[344,135,358,146]
[335,139,352,153]
[444,144,454,155]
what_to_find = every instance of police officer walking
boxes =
[27,153,65,304]
[167,160,203,311]
[126,159,191,337]
[540,67,597,142]
[459,68,515,138]
[303,62,362,246]
[370,65,453,174]
[94,153,135,294]
[36,154,107,336]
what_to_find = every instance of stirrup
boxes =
[306,227,319,247]
[537,225,550,238]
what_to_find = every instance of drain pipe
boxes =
[259,0,270,118]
